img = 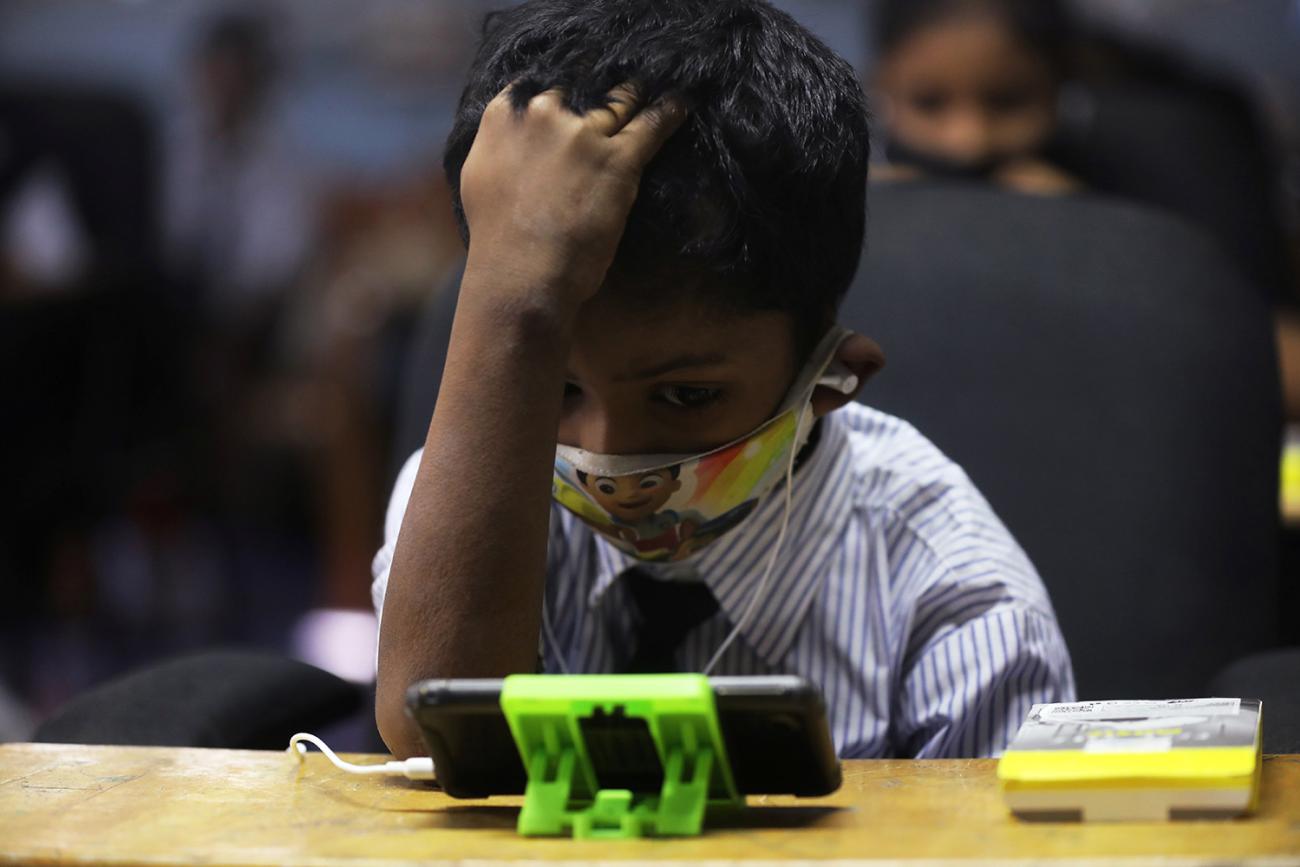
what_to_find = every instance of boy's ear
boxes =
[811,332,885,418]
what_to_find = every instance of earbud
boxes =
[816,361,859,396]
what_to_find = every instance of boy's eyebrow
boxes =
[618,352,730,381]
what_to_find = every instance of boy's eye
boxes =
[596,479,618,495]
[639,475,664,490]
[656,385,722,409]
[563,382,582,399]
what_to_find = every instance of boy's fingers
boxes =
[481,81,518,119]
[483,80,557,125]
[526,87,568,116]
[614,95,689,168]
[587,83,642,135]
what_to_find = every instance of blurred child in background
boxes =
[164,10,316,327]
[870,0,1081,194]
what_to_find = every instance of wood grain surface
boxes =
[2,743,1298,865]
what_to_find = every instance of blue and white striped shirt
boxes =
[372,402,1075,758]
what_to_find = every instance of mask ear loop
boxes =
[701,404,803,675]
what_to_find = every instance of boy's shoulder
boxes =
[828,401,981,517]
[829,401,1049,607]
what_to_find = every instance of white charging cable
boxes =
[701,404,800,675]
[287,732,435,781]
[542,597,573,675]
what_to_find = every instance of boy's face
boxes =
[560,291,798,457]
[875,14,1058,169]
[580,469,681,522]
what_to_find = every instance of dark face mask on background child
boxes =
[882,136,1005,180]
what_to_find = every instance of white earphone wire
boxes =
[700,406,800,675]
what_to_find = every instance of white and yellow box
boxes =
[998,698,1262,821]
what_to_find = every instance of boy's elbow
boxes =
[375,676,424,760]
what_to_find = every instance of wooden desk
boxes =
[2,743,1298,865]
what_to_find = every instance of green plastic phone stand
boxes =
[499,673,743,839]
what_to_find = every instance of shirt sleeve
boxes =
[883,504,1076,758]
[896,603,1076,758]
[370,449,424,671]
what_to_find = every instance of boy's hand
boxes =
[459,83,687,309]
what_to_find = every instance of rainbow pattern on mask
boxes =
[552,409,800,561]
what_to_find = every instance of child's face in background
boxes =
[874,13,1058,170]
[560,291,798,458]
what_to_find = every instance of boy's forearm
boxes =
[374,81,686,758]
[375,262,577,758]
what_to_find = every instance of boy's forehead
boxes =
[570,293,796,376]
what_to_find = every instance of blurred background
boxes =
[1,0,1297,744]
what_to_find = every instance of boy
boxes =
[373,0,1074,761]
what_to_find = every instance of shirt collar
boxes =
[585,410,855,668]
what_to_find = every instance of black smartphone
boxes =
[404,675,841,799]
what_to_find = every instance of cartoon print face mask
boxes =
[551,326,858,562]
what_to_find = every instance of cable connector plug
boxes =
[287,732,436,781]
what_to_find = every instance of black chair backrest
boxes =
[843,182,1281,700]
[1050,39,1291,297]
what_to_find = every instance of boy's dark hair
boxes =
[444,0,871,356]
[874,0,1072,78]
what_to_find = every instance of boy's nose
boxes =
[565,410,647,456]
